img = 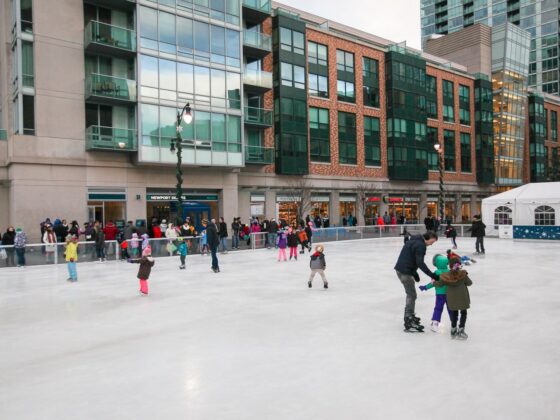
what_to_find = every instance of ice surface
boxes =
[1,237,559,420]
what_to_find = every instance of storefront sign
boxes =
[147,194,218,202]
[311,195,330,203]
[277,195,301,202]
[88,193,126,201]
[339,195,356,202]
[251,194,265,202]
[367,197,381,202]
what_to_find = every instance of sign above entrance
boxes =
[147,194,218,202]
[382,195,420,203]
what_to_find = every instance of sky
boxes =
[275,0,422,50]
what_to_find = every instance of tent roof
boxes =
[483,182,560,203]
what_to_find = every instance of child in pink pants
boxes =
[130,246,155,294]
[277,230,288,262]
[287,227,299,260]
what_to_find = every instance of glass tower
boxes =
[421,0,560,94]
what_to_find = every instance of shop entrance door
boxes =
[88,205,104,224]
[181,202,212,232]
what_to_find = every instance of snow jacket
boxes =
[445,226,457,238]
[206,223,220,248]
[287,232,299,247]
[394,235,437,279]
[424,254,449,295]
[310,252,326,270]
[277,231,287,249]
[218,222,228,238]
[471,220,486,238]
[103,223,119,241]
[2,229,15,246]
[433,270,472,311]
[131,256,155,280]
[65,242,78,262]
[14,232,27,248]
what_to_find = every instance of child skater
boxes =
[277,229,287,262]
[287,226,299,261]
[178,237,188,269]
[130,245,155,295]
[297,225,309,254]
[130,233,140,258]
[447,249,477,266]
[445,223,458,249]
[419,254,450,332]
[200,227,209,256]
[65,235,79,282]
[308,244,328,289]
[120,237,129,261]
[431,257,473,339]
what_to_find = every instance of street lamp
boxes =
[434,142,445,226]
[170,103,193,224]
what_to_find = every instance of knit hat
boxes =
[142,246,152,257]
[16,227,22,233]
[449,257,462,270]
[315,244,324,253]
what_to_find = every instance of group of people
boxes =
[0,226,28,267]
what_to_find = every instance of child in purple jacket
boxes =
[277,230,288,262]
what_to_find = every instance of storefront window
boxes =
[277,202,299,226]
[339,201,356,225]
[388,203,419,223]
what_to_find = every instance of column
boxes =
[470,194,478,219]
[356,197,365,226]
[330,191,340,226]
[218,172,238,224]
[127,187,147,225]
[454,193,462,223]
[419,192,428,222]
[238,190,251,222]
[265,190,276,220]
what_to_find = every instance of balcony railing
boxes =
[244,106,273,126]
[86,126,137,151]
[85,73,137,102]
[245,145,274,164]
[85,20,136,53]
[242,0,271,14]
[243,31,272,51]
[0,129,7,140]
[243,69,273,90]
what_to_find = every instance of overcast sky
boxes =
[276,0,421,50]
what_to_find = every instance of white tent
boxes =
[481,182,560,235]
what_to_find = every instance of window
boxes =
[459,85,470,125]
[414,122,426,142]
[363,57,379,108]
[281,63,305,89]
[22,95,35,135]
[387,118,407,140]
[551,110,558,141]
[280,27,304,55]
[443,80,454,101]
[308,73,328,98]
[309,107,330,162]
[443,104,455,122]
[22,41,34,87]
[336,50,354,73]
[426,75,437,119]
[337,80,355,103]
[364,116,380,166]
[308,41,328,66]
[443,129,455,171]
[535,206,556,226]
[494,206,512,225]
[427,127,439,170]
[338,112,356,164]
[460,132,471,172]
[280,97,307,132]
[21,0,33,33]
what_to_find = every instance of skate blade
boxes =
[403,329,425,333]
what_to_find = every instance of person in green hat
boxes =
[419,254,451,332]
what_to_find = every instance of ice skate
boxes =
[404,316,424,332]
[450,327,458,339]
[323,282,328,289]
[308,281,312,288]
[430,321,439,332]
[456,328,468,340]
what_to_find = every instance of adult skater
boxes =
[394,231,439,332]
[471,215,486,255]
[205,219,220,273]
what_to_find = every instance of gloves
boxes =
[419,285,427,291]
[433,273,440,281]
[413,272,420,282]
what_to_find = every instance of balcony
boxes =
[0,129,7,140]
[245,106,273,127]
[85,73,137,104]
[243,68,273,93]
[86,0,136,10]
[242,0,271,23]
[84,20,136,57]
[243,30,272,58]
[245,145,274,164]
[86,125,137,152]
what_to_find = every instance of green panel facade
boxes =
[474,77,494,184]
[273,13,308,175]
[385,49,428,181]
[528,94,547,182]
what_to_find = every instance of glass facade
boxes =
[528,94,547,181]
[338,112,357,164]
[309,107,330,162]
[364,116,381,166]
[475,77,495,184]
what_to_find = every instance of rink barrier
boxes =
[0,224,487,268]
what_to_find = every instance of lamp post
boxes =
[434,142,445,225]
[170,103,193,224]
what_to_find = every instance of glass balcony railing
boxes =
[244,106,273,126]
[0,129,7,140]
[86,125,137,151]
[243,31,272,51]
[245,145,274,164]
[85,73,137,102]
[243,69,273,90]
[242,0,271,14]
[85,20,136,52]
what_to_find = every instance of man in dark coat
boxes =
[205,219,220,272]
[471,215,486,254]
[394,231,439,331]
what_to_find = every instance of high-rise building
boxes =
[421,0,560,94]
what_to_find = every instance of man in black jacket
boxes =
[394,231,439,332]
[471,215,486,254]
[205,219,220,272]
[268,218,279,249]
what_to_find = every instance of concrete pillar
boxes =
[330,191,340,226]
[470,194,478,219]
[127,187,147,225]
[238,189,251,222]
[379,201,389,217]
[454,193,462,223]
[419,192,428,222]
[218,172,238,224]
[265,190,276,220]
[356,197,365,226]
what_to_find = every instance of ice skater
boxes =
[130,233,140,258]
[446,249,476,266]
[471,215,486,255]
[65,235,79,282]
[129,245,155,295]
[287,226,298,260]
[419,254,450,332]
[178,237,188,270]
[308,244,328,289]
[431,257,472,339]
[297,225,310,254]
[445,223,458,249]
[277,229,288,262]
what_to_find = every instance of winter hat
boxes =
[132,233,138,238]
[141,233,149,239]
[315,244,324,253]
[162,219,167,224]
[142,246,152,256]
[449,257,462,270]
[16,227,22,233]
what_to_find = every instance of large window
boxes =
[443,80,454,101]
[414,122,426,142]
[309,107,330,163]
[427,126,439,170]
[443,104,455,122]
[426,75,437,119]
[444,129,455,171]
[22,41,34,87]
[22,95,35,135]
[308,41,328,66]
[337,81,355,103]
[363,57,379,108]
[280,62,305,89]
[279,97,307,132]
[387,118,407,140]
[280,27,304,55]
[551,110,558,141]
[308,73,328,98]
[138,0,240,25]
[494,206,512,225]
[535,205,556,226]
[336,50,354,73]
[338,112,356,164]
[364,116,380,166]
[460,132,472,172]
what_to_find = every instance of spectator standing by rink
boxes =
[2,226,16,267]
[95,225,106,262]
[205,219,220,273]
[14,228,28,267]
[218,217,228,253]
[471,215,486,255]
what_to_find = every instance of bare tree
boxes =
[355,179,378,226]
[285,176,312,225]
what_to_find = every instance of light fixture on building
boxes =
[118,142,126,149]
[182,103,193,124]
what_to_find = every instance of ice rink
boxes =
[1,236,559,420]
